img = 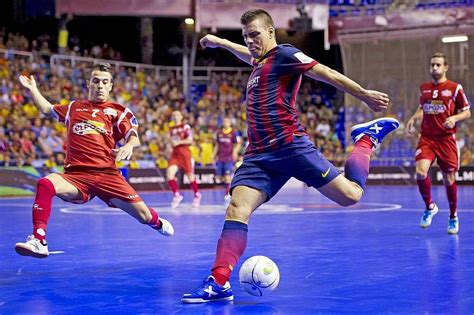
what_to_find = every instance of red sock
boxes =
[32,178,56,244]
[417,177,433,208]
[355,134,374,149]
[191,180,199,195]
[168,179,179,194]
[211,220,248,285]
[345,135,373,190]
[445,182,457,217]
[147,207,162,229]
[225,183,231,195]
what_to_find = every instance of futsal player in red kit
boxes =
[15,63,174,258]
[167,110,201,208]
[406,52,470,234]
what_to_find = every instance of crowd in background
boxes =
[0,49,343,170]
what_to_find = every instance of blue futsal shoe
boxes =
[181,276,234,303]
[350,117,400,148]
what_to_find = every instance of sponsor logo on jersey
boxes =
[422,90,431,94]
[73,120,110,135]
[247,76,260,89]
[76,108,89,112]
[103,108,118,117]
[441,89,453,97]
[422,102,446,114]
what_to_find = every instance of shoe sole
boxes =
[181,296,234,304]
[448,230,459,235]
[15,244,49,258]
[350,117,400,133]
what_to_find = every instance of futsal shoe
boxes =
[350,117,400,148]
[157,218,174,236]
[192,193,202,208]
[171,193,183,208]
[224,194,232,207]
[420,203,439,228]
[447,216,459,234]
[15,235,49,258]
[181,276,234,303]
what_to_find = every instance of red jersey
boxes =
[52,100,138,171]
[170,123,192,156]
[419,80,470,136]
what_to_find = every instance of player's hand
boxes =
[405,119,417,136]
[200,34,222,49]
[443,117,456,129]
[361,90,390,112]
[112,144,134,161]
[171,140,180,147]
[19,75,37,90]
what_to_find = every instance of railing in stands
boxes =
[0,49,34,61]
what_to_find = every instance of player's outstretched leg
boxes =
[343,117,399,191]
[181,186,265,303]
[15,177,56,258]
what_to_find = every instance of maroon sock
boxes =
[225,183,231,195]
[417,177,433,208]
[191,180,199,195]
[211,220,248,285]
[147,207,162,229]
[445,182,457,217]
[168,179,179,194]
[345,135,373,190]
[32,178,56,244]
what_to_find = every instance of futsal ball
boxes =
[239,255,280,296]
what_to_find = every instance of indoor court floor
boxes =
[1,185,473,314]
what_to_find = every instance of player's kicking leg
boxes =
[319,117,399,206]
[15,174,81,258]
[111,199,174,236]
[181,185,266,303]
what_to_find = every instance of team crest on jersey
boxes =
[73,120,110,135]
[131,116,138,126]
[103,108,118,117]
[441,89,453,97]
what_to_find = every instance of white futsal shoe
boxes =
[192,193,202,208]
[420,203,439,228]
[15,235,49,258]
[171,194,183,208]
[157,218,175,236]
[447,216,459,235]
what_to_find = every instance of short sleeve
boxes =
[277,45,318,75]
[116,108,139,141]
[454,84,470,112]
[52,101,73,123]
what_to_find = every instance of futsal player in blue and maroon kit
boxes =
[214,117,242,203]
[182,9,399,303]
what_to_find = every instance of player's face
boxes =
[223,118,231,128]
[88,70,113,103]
[242,18,274,59]
[430,57,448,81]
[171,111,183,124]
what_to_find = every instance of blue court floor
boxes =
[1,185,474,314]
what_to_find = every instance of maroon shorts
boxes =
[169,152,194,174]
[415,134,459,172]
[59,169,142,207]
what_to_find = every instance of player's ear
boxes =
[268,27,274,39]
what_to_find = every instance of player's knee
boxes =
[338,190,362,207]
[226,199,251,222]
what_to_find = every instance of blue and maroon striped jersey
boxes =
[245,44,318,155]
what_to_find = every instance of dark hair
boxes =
[240,9,274,28]
[93,62,112,73]
[431,52,448,65]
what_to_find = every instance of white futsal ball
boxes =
[239,255,280,296]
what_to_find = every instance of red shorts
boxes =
[415,134,459,172]
[59,169,142,207]
[169,151,194,174]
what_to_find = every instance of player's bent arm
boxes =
[452,108,471,123]
[19,75,53,114]
[125,134,140,148]
[201,35,252,65]
[306,64,367,100]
